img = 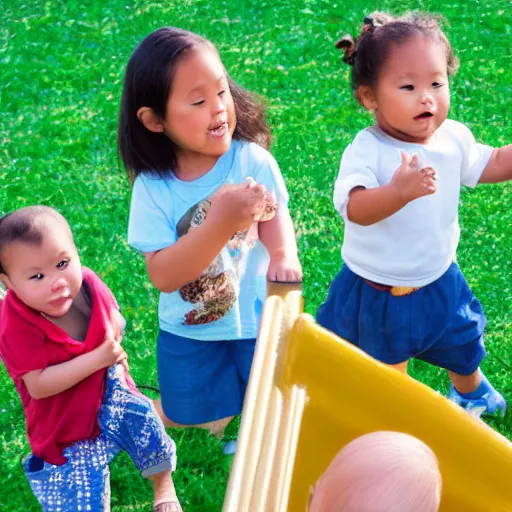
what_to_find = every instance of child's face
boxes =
[163,47,236,175]
[0,221,82,318]
[367,35,450,144]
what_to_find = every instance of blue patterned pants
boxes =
[23,366,176,511]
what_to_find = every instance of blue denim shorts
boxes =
[157,330,256,424]
[316,262,487,375]
[24,366,176,512]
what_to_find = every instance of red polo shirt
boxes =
[0,267,118,465]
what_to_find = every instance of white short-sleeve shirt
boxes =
[334,120,494,287]
[128,140,289,340]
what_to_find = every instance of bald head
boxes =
[0,206,74,274]
[310,431,442,512]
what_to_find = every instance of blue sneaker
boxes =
[448,384,506,418]
[222,439,237,455]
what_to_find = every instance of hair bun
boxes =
[363,12,394,29]
[335,35,356,65]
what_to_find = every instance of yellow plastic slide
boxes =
[223,284,512,512]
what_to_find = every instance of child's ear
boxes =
[356,85,378,113]
[136,107,165,133]
[0,272,12,291]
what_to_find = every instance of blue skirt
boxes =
[157,330,256,424]
[316,262,486,375]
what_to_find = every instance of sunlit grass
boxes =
[1,0,510,509]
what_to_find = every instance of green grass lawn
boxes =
[1,0,511,510]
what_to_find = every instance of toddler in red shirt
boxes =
[0,206,182,512]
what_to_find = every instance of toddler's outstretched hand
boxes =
[390,151,436,203]
[209,180,271,233]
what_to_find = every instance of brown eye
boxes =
[57,260,69,269]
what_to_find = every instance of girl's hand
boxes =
[94,335,127,370]
[267,252,303,283]
[209,180,270,233]
[389,152,436,203]
[246,177,277,222]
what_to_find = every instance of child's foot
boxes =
[448,384,506,418]
[222,439,237,455]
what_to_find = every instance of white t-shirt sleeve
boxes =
[127,176,178,253]
[453,121,494,187]
[334,130,380,220]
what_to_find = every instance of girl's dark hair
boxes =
[335,12,459,101]
[118,27,271,181]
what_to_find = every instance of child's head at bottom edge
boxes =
[0,205,82,318]
[309,430,442,512]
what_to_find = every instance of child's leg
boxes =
[448,369,480,393]
[156,338,256,454]
[420,331,506,417]
[153,397,234,434]
[149,470,181,511]
[412,264,506,417]
[23,435,117,512]
[98,367,180,507]
[157,330,253,437]
[421,343,506,417]
[447,368,506,417]
[214,338,259,455]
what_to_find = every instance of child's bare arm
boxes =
[259,207,302,282]
[479,145,512,183]
[22,336,126,400]
[347,185,409,225]
[347,152,436,226]
[145,217,237,294]
[145,181,269,293]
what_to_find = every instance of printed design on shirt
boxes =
[176,191,276,325]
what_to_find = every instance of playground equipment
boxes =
[223,283,512,512]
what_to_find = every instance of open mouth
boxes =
[415,112,434,120]
[209,122,228,136]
